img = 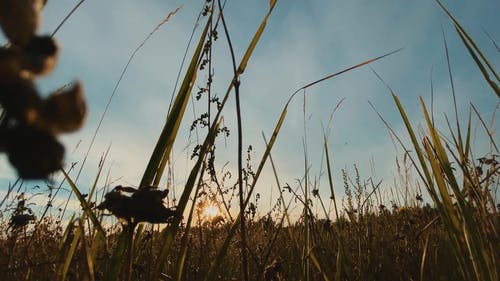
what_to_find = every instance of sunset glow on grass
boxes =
[0,1,498,280]
[202,203,220,220]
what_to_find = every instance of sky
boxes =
[1,0,499,218]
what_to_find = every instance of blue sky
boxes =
[1,0,499,216]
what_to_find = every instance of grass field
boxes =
[0,1,499,280]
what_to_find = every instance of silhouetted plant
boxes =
[0,0,87,179]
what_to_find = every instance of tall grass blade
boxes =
[324,136,340,223]
[422,98,498,281]
[323,137,345,281]
[204,48,402,281]
[420,233,430,281]
[391,95,438,200]
[435,0,500,97]
[298,48,403,92]
[57,219,81,281]
[441,28,464,162]
[78,218,95,281]
[151,120,220,280]
[309,250,331,281]
[470,103,499,154]
[51,0,86,37]
[140,14,211,188]
[62,169,106,238]
[59,169,106,281]
[237,0,277,74]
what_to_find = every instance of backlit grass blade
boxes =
[470,103,499,154]
[88,145,110,203]
[391,94,440,201]
[454,28,500,97]
[422,98,498,281]
[323,136,345,281]
[62,169,106,238]
[57,219,81,281]
[387,95,468,274]
[150,120,220,280]
[420,233,430,281]
[420,98,462,200]
[298,48,403,92]
[59,169,105,281]
[309,249,331,281]
[50,0,86,37]
[421,138,460,231]
[205,47,402,281]
[324,136,340,223]
[57,214,75,252]
[391,94,498,281]
[54,215,74,279]
[237,0,277,74]
[140,14,211,188]
[78,218,95,281]
[435,0,500,97]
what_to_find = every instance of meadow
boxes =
[0,1,499,281]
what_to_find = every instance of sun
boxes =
[202,203,220,219]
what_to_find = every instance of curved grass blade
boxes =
[51,0,87,37]
[420,98,497,281]
[435,0,499,97]
[204,48,402,281]
[309,249,331,281]
[237,0,277,74]
[150,120,220,280]
[140,14,211,188]
[78,218,95,281]
[61,169,106,238]
[324,137,345,281]
[57,220,81,281]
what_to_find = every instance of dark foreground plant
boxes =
[0,0,87,179]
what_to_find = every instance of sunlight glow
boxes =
[202,204,219,219]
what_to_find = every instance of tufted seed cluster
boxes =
[97,186,177,224]
[0,0,87,179]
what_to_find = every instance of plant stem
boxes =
[124,223,136,281]
[217,1,249,280]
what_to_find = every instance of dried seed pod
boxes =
[9,213,36,229]
[131,186,169,204]
[37,82,87,134]
[0,47,22,77]
[97,190,134,220]
[0,77,42,124]
[21,35,59,76]
[5,125,64,179]
[98,186,176,224]
[0,0,44,47]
